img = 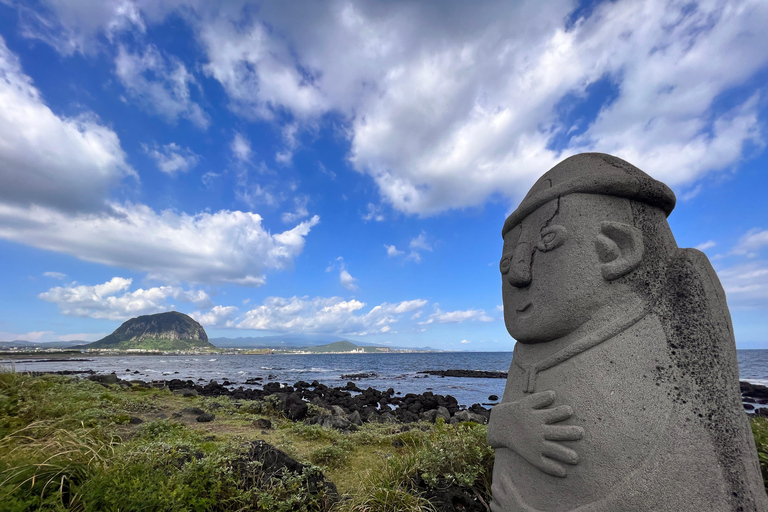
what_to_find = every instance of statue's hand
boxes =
[487,390,584,478]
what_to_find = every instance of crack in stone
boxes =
[543,195,561,228]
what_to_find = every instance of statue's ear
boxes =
[595,221,644,281]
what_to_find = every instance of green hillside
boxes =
[82,311,215,351]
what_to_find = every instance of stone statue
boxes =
[487,153,768,511]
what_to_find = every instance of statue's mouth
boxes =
[516,303,532,315]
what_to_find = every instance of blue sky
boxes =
[1,0,767,350]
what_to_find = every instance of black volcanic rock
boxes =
[82,311,215,351]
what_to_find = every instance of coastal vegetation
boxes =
[0,370,492,511]
[2,369,766,511]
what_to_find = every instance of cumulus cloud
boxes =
[115,44,209,128]
[38,277,213,320]
[238,296,427,335]
[0,202,320,285]
[191,305,239,328]
[0,19,318,288]
[199,16,328,120]
[145,142,200,175]
[203,1,768,214]
[420,306,494,325]
[14,1,768,216]
[0,35,133,212]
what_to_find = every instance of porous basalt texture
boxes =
[489,153,768,511]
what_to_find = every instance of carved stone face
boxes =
[501,193,631,344]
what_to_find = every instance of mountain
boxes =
[0,340,85,349]
[210,334,438,352]
[302,340,390,353]
[81,311,215,351]
[209,334,370,349]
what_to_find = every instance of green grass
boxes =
[4,369,766,511]
[0,370,495,511]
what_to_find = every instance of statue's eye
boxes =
[538,225,567,252]
[499,255,511,274]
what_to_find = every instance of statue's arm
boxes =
[487,390,584,477]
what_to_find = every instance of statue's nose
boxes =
[508,242,532,287]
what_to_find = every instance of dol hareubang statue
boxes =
[487,153,768,511]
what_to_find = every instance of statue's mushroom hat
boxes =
[502,153,676,237]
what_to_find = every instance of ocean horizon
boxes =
[3,349,768,408]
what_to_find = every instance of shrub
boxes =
[417,421,494,491]
[0,421,117,510]
[751,416,768,493]
[344,453,435,512]
[310,444,350,469]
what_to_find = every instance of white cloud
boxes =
[38,277,213,320]
[199,16,328,120]
[115,44,209,128]
[695,240,716,251]
[201,171,220,188]
[732,229,768,257]
[385,232,433,262]
[326,256,359,291]
[281,195,310,223]
[235,174,278,209]
[43,271,67,280]
[0,202,320,285]
[718,262,768,310]
[275,122,299,165]
[146,142,200,176]
[0,35,133,212]
[387,231,434,263]
[409,231,432,252]
[362,203,384,222]
[420,306,494,325]
[339,269,358,291]
[385,244,404,257]
[14,2,768,216]
[460,339,471,344]
[191,305,239,328]
[16,0,146,56]
[0,331,53,342]
[201,1,768,215]
[231,132,252,162]
[238,296,427,335]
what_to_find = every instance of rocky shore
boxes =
[83,372,492,428]
[44,369,768,422]
[740,381,768,415]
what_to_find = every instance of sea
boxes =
[3,350,768,408]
